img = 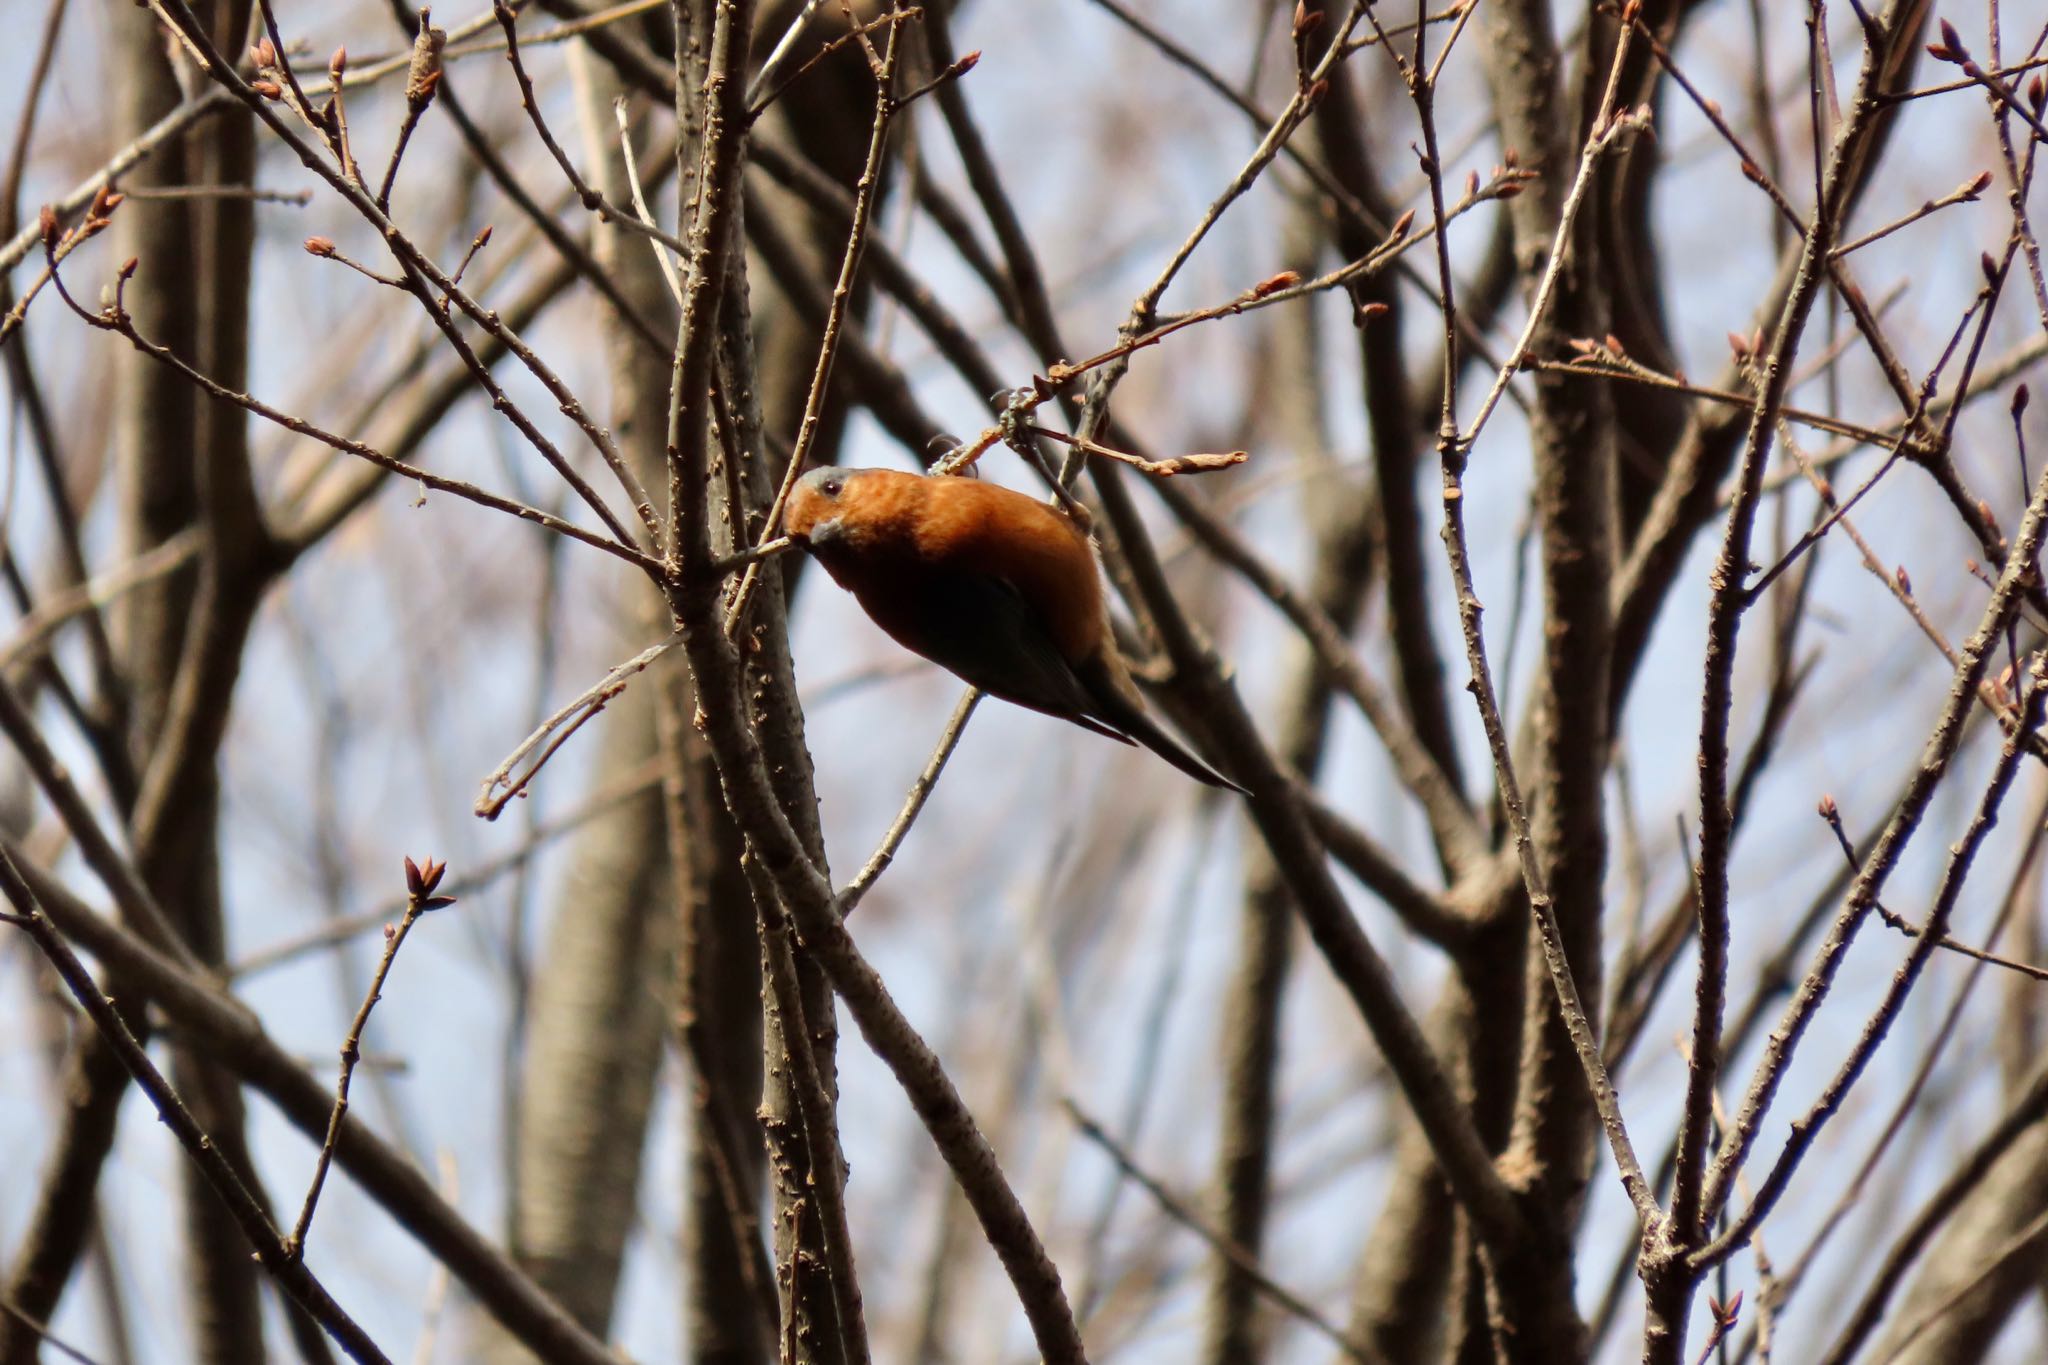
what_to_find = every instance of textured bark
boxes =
[1477,13,1618,1354]
[1200,191,1383,1364]
[471,7,890,1355]
[732,7,902,1359]
[1200,514,1376,1364]
[468,47,698,1362]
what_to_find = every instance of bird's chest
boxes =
[817,550,968,649]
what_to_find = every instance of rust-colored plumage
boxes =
[785,467,1245,792]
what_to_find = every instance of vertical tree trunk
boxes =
[467,47,705,1362]
[4,5,272,1360]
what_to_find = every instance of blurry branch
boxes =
[0,89,234,275]
[1817,1055,2048,1363]
[230,757,662,978]
[1311,38,1466,825]
[0,530,202,673]
[1063,1099,1382,1365]
[529,0,677,96]
[906,159,1015,312]
[2,845,619,1364]
[1298,787,1482,949]
[95,183,310,204]
[148,0,658,553]
[0,850,391,1365]
[0,0,66,246]
[42,245,662,574]
[744,199,953,453]
[1874,1204,2048,1360]
[0,670,195,966]
[0,1301,101,1365]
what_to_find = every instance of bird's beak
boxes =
[803,515,846,549]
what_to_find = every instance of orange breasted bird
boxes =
[785,467,1247,793]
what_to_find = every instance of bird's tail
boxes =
[1117,705,1250,794]
[1076,653,1248,794]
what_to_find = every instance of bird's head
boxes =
[785,466,857,551]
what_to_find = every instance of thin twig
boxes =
[493,0,689,261]
[0,1299,104,1365]
[1410,0,1658,1226]
[725,5,908,636]
[287,859,456,1258]
[1830,170,1993,258]
[474,631,681,818]
[151,0,662,549]
[1698,464,2048,1265]
[375,12,445,211]
[0,848,392,1365]
[836,689,979,914]
[41,247,662,575]
[1062,1099,1381,1364]
[611,96,683,307]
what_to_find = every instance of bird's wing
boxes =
[855,567,1137,745]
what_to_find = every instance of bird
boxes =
[783,466,1247,793]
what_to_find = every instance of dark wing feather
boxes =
[851,567,1138,745]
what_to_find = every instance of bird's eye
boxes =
[821,476,844,496]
